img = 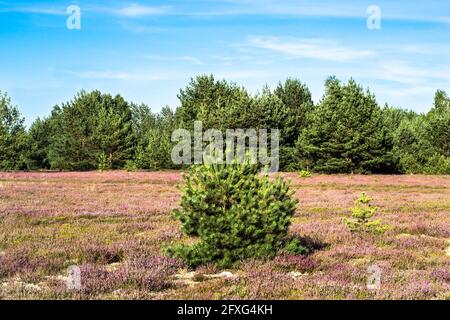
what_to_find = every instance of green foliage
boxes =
[176,74,251,131]
[2,78,450,174]
[344,193,388,234]
[274,78,314,146]
[47,90,134,171]
[97,152,109,172]
[168,157,298,268]
[124,160,138,172]
[177,75,279,171]
[298,170,312,178]
[281,237,310,255]
[389,91,450,174]
[145,107,178,170]
[93,98,134,169]
[427,90,450,157]
[25,117,52,170]
[391,115,450,174]
[131,103,155,169]
[296,78,387,174]
[378,105,417,173]
[422,153,450,175]
[129,104,179,170]
[0,91,27,170]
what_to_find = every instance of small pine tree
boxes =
[344,193,388,234]
[298,170,312,178]
[167,157,299,268]
[124,160,138,172]
[97,152,109,172]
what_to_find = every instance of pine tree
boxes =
[296,78,385,173]
[427,90,450,157]
[344,193,388,234]
[274,78,314,146]
[93,95,134,169]
[48,92,98,170]
[378,105,418,173]
[168,157,298,268]
[48,91,134,170]
[0,91,27,170]
[26,117,52,170]
[274,79,314,171]
[176,74,251,131]
[392,115,450,174]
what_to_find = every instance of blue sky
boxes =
[1,0,450,125]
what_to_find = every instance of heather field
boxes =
[0,171,449,300]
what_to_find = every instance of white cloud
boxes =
[66,68,276,82]
[144,55,203,65]
[374,61,450,85]
[395,43,450,56]
[246,36,375,62]
[377,85,437,98]
[176,0,364,18]
[113,4,169,17]
[0,6,66,15]
[67,71,168,81]
[118,22,169,33]
[213,69,279,79]
[0,3,169,17]
[171,0,450,26]
[2,1,449,26]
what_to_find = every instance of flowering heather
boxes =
[273,254,318,273]
[1,172,449,299]
[0,171,182,217]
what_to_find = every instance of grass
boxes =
[0,171,449,300]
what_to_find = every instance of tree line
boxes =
[1,75,449,174]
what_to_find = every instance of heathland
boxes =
[1,171,448,300]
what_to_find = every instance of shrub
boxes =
[237,267,294,299]
[167,158,298,268]
[298,170,312,178]
[124,160,138,172]
[344,193,388,234]
[281,237,310,255]
[80,244,124,264]
[273,254,317,272]
[122,255,184,291]
[97,152,109,172]
[423,154,450,175]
